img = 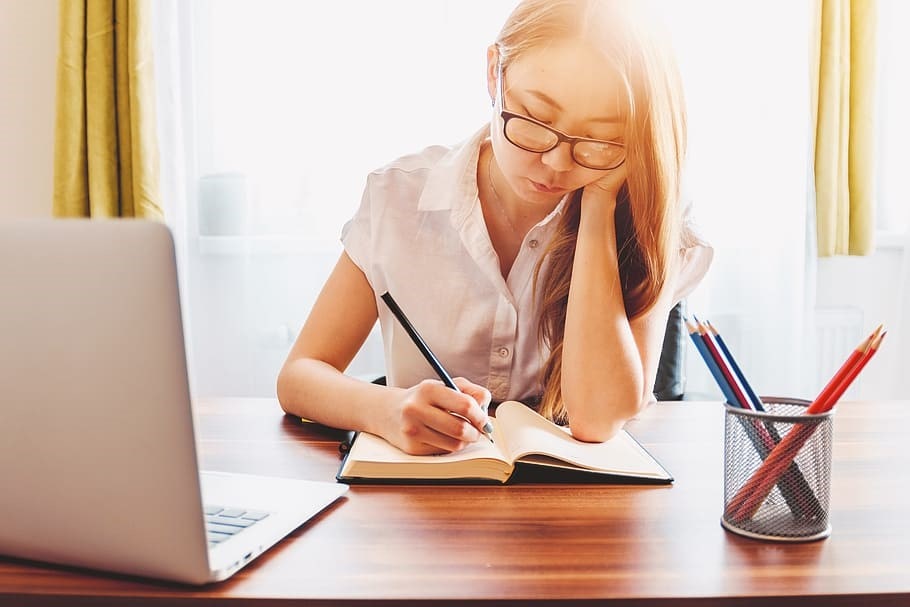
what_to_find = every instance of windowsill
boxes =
[196,234,339,256]
[875,230,908,251]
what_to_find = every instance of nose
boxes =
[539,142,575,172]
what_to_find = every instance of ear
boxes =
[486,44,498,106]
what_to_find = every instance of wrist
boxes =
[578,188,619,243]
[364,384,407,438]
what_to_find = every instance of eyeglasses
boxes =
[496,62,626,171]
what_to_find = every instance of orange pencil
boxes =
[817,330,886,412]
[816,326,888,411]
[725,327,885,522]
[806,324,882,414]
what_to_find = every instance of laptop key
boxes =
[206,531,232,544]
[209,515,255,528]
[241,510,270,521]
[203,505,224,516]
[207,522,243,535]
[218,508,246,518]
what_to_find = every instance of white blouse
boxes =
[342,125,712,402]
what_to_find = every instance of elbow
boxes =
[275,363,296,415]
[568,411,631,443]
[565,392,645,443]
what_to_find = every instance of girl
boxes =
[277,0,712,455]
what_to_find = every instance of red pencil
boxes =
[817,330,886,412]
[725,327,886,522]
[697,321,751,410]
[806,324,882,414]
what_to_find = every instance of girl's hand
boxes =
[380,377,492,455]
[582,163,629,209]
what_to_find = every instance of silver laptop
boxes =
[0,219,348,585]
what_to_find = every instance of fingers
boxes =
[448,377,492,433]
[395,379,491,454]
[453,377,492,412]
[587,164,628,201]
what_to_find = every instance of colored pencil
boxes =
[693,317,819,517]
[812,326,884,413]
[725,327,886,522]
[806,325,882,414]
[685,318,740,407]
[705,320,764,411]
[694,320,751,410]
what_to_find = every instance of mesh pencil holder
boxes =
[721,397,834,542]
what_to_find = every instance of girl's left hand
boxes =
[585,163,628,203]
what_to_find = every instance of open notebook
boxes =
[339,400,672,484]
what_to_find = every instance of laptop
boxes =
[0,219,348,585]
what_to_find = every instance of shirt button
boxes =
[498,347,510,358]
[529,239,539,248]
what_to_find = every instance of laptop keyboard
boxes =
[204,504,270,547]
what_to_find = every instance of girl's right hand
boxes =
[380,377,492,455]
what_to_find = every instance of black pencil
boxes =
[380,291,495,443]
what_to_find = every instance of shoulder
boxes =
[364,144,452,195]
[362,125,488,214]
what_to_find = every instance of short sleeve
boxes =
[672,242,713,303]
[340,177,373,279]
[671,187,714,303]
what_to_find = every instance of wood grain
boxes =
[1,398,907,606]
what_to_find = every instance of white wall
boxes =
[0,0,57,218]
[816,245,906,400]
[0,2,904,400]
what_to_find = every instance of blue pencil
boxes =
[685,318,740,406]
[704,320,765,412]
[687,315,819,519]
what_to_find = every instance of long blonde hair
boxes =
[495,0,691,423]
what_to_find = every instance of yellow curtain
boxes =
[53,0,162,219]
[813,0,877,256]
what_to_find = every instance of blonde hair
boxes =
[495,0,692,423]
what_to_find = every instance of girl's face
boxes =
[488,41,628,208]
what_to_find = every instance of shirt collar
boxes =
[417,124,489,215]
[417,123,571,230]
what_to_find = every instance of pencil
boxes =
[818,330,886,411]
[696,321,751,410]
[685,318,740,407]
[725,327,886,522]
[808,324,883,413]
[699,318,820,517]
[379,291,495,443]
[704,320,764,411]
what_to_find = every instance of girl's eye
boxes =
[522,107,553,125]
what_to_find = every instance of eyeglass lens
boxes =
[504,115,624,170]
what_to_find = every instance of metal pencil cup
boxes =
[721,398,834,542]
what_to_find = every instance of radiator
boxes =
[813,306,865,397]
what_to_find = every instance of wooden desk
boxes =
[1,399,908,606]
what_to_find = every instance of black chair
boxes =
[368,300,688,401]
[653,299,687,401]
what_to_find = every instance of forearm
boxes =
[277,358,402,435]
[561,194,645,441]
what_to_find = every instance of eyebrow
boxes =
[525,89,624,125]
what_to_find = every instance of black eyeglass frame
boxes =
[496,61,626,171]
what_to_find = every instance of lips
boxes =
[530,180,565,194]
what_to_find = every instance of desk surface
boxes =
[1,398,908,606]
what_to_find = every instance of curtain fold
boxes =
[813,0,877,256]
[53,0,162,219]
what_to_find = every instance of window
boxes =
[156,1,820,399]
